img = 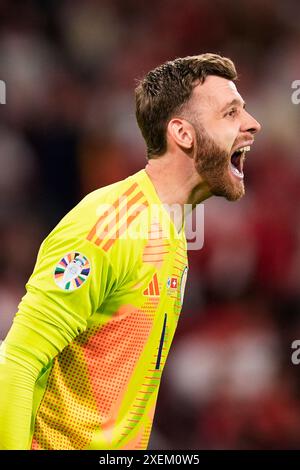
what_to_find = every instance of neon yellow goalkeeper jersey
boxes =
[0,169,188,450]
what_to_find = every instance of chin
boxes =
[212,180,245,201]
[225,188,245,201]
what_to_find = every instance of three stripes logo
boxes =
[143,273,160,296]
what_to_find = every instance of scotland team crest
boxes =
[54,252,90,291]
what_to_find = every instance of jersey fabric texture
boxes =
[0,169,188,450]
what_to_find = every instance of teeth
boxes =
[239,146,250,152]
[234,146,251,155]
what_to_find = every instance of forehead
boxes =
[191,75,243,112]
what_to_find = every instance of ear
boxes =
[167,118,194,150]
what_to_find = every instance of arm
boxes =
[0,230,117,450]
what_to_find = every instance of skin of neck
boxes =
[145,144,212,232]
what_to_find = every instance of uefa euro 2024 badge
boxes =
[54,252,90,291]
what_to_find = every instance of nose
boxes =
[241,110,262,135]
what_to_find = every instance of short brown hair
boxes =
[135,53,237,159]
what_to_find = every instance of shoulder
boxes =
[43,171,149,280]
[48,171,145,239]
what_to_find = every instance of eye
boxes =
[225,107,238,118]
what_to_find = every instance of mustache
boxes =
[233,133,255,149]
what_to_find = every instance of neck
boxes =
[145,151,212,231]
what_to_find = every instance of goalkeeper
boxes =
[0,53,260,449]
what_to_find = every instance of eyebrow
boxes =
[221,98,246,113]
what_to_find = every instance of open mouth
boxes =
[230,146,251,179]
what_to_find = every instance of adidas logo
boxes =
[143,273,160,296]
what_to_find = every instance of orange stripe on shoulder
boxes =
[86,205,117,242]
[101,201,149,252]
[86,182,139,243]
[94,191,146,247]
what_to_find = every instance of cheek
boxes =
[206,123,239,151]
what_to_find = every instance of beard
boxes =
[194,125,245,201]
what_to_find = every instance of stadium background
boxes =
[1,0,300,449]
